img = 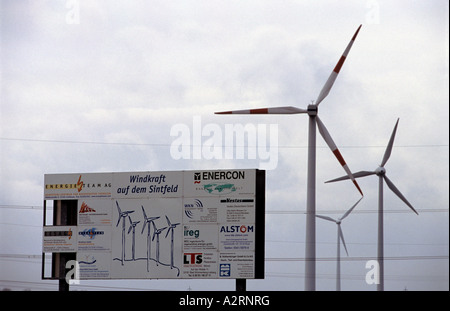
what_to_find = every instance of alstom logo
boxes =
[220,225,254,233]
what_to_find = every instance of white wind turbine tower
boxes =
[216,25,364,291]
[326,118,418,291]
[316,197,362,291]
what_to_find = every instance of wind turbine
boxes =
[152,222,167,266]
[141,206,160,272]
[116,201,134,265]
[326,118,418,290]
[127,216,140,261]
[316,197,362,291]
[215,25,364,290]
[165,215,180,269]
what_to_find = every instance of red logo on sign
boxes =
[79,201,96,213]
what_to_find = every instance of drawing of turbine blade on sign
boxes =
[127,216,140,261]
[141,206,160,272]
[152,222,167,266]
[165,215,180,270]
[115,201,134,266]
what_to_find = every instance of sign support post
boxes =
[236,279,246,291]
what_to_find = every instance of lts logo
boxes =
[183,253,203,264]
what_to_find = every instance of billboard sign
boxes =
[42,169,265,280]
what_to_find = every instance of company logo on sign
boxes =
[203,183,236,195]
[194,172,201,184]
[44,228,73,239]
[184,199,203,219]
[76,175,84,192]
[45,175,112,194]
[79,255,97,265]
[78,228,104,239]
[79,202,96,213]
[220,225,254,233]
[220,264,231,277]
[220,198,254,203]
[183,253,203,264]
[195,171,245,182]
[184,227,200,238]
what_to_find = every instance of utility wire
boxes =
[1,137,448,149]
[1,204,448,214]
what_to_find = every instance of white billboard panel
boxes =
[77,225,112,252]
[77,252,111,279]
[44,173,112,200]
[77,199,112,226]
[110,198,183,279]
[112,171,182,199]
[183,170,256,198]
[42,169,265,280]
[42,226,77,253]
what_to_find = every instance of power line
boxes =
[1,204,448,215]
[265,255,449,262]
[1,254,447,262]
[1,137,448,149]
[0,205,46,210]
[266,208,448,215]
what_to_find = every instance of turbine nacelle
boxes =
[307,104,318,116]
[375,166,386,176]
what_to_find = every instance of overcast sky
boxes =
[1,0,448,291]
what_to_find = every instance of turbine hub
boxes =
[307,104,318,116]
[375,166,386,176]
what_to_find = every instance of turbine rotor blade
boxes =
[338,225,349,256]
[381,118,400,167]
[383,175,418,215]
[316,116,363,196]
[316,214,337,223]
[215,106,307,114]
[315,25,362,106]
[340,197,363,221]
[326,171,376,183]
[141,206,147,219]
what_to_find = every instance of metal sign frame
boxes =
[42,169,265,281]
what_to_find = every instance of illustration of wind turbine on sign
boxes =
[116,201,134,265]
[215,25,364,291]
[141,206,159,272]
[165,215,180,270]
[127,216,140,261]
[326,118,418,291]
[152,222,167,266]
[316,197,362,291]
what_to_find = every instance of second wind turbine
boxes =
[215,25,364,291]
